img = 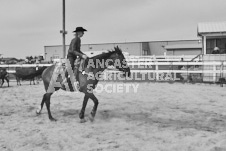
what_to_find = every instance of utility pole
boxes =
[60,0,67,58]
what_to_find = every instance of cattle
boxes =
[15,66,47,85]
[0,67,9,87]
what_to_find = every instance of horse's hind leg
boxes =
[36,92,56,121]
[38,92,56,121]
[36,93,47,115]
[0,79,3,87]
[79,94,89,123]
[45,93,57,121]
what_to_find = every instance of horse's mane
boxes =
[84,46,123,68]
[90,46,122,60]
[90,51,114,60]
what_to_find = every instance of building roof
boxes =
[164,44,202,50]
[0,57,19,61]
[198,21,226,35]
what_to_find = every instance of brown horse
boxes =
[0,67,9,87]
[36,46,131,122]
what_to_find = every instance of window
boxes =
[142,49,148,55]
[52,55,60,59]
[206,39,215,54]
[217,38,226,53]
[206,38,226,54]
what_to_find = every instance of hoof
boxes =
[36,109,41,115]
[80,118,86,123]
[89,115,95,122]
[36,106,42,115]
[49,117,57,122]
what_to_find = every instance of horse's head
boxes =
[108,46,131,77]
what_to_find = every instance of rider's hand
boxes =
[82,55,88,59]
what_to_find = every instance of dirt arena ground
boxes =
[1,81,226,151]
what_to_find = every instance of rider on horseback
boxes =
[67,27,88,75]
[60,27,88,90]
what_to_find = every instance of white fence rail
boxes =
[0,64,52,68]
[0,61,223,67]
[0,61,224,74]
[126,55,201,62]
[0,64,52,73]
[0,53,223,83]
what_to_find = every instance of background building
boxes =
[44,39,201,62]
[44,21,226,62]
[198,21,226,54]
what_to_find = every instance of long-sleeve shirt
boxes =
[67,36,84,58]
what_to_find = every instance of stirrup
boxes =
[82,70,85,75]
[74,81,80,90]
[61,78,67,85]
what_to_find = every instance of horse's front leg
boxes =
[79,94,89,123]
[5,77,9,87]
[88,93,99,122]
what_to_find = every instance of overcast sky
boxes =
[0,0,226,58]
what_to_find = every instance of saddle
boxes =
[50,57,90,92]
[52,59,80,92]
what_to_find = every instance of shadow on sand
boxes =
[49,107,226,133]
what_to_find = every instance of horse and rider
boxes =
[36,27,131,123]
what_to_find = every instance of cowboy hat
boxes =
[73,27,87,32]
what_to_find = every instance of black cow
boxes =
[15,66,46,85]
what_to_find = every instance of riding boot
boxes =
[61,71,68,84]
[79,59,85,75]
[73,69,80,89]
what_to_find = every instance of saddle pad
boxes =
[47,60,79,93]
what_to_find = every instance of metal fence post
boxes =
[213,64,216,82]
[220,61,224,87]
[155,62,158,81]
